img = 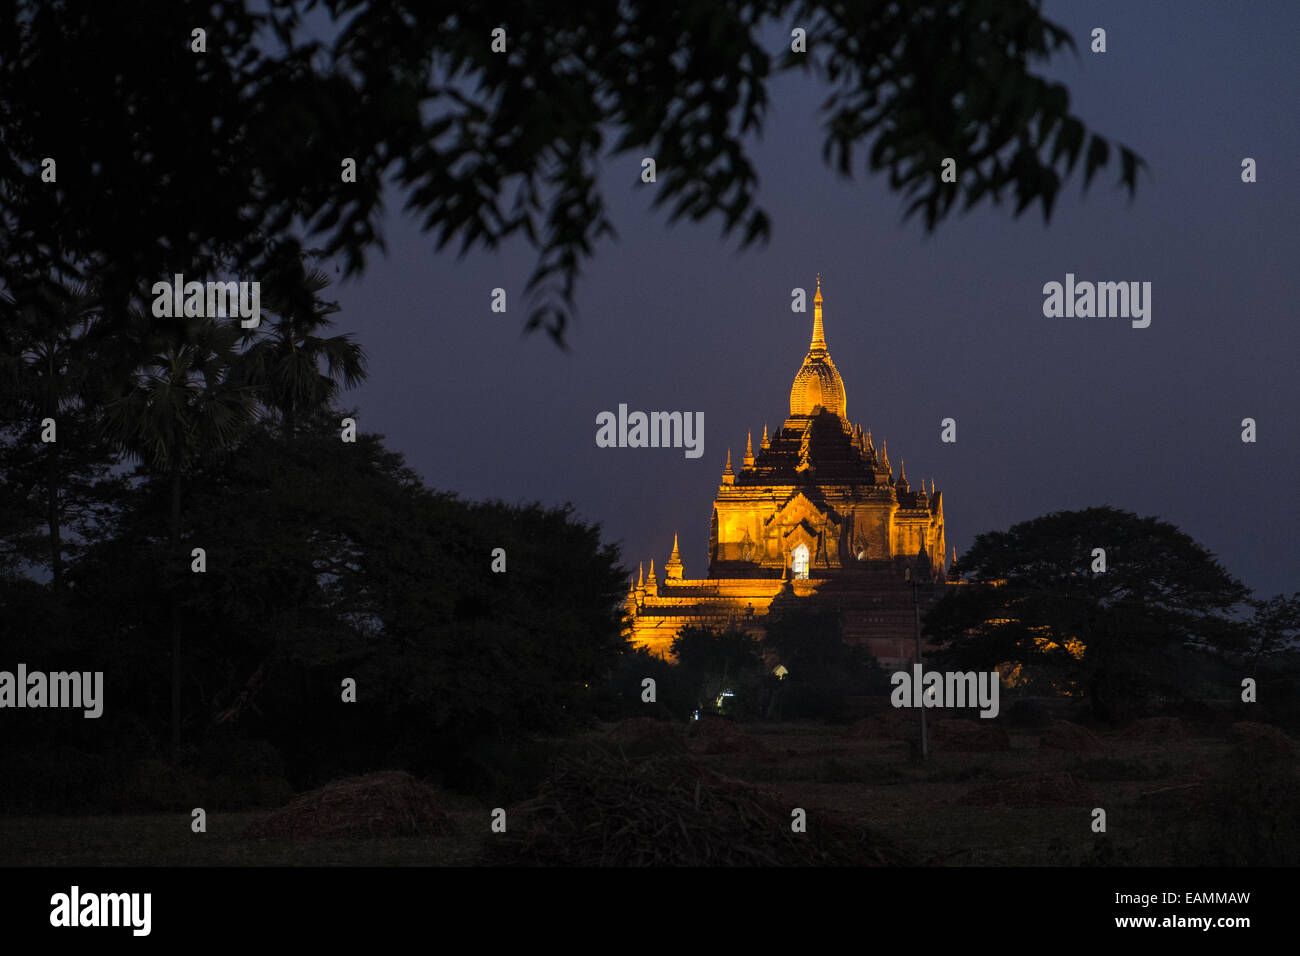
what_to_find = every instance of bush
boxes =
[1166,752,1300,865]
[0,745,124,813]
[596,647,696,721]
[197,734,288,780]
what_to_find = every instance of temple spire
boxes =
[743,431,754,467]
[665,533,684,580]
[811,273,826,350]
[722,448,735,485]
[761,423,770,449]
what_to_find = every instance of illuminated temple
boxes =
[626,277,951,668]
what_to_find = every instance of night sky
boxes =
[318,1,1299,599]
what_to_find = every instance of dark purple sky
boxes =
[322,0,1299,600]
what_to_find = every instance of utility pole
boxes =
[905,566,928,759]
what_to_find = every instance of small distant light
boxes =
[692,709,700,721]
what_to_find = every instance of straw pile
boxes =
[1040,720,1106,752]
[242,770,456,840]
[956,772,1097,808]
[608,717,680,741]
[930,719,1011,752]
[492,748,913,866]
[1119,717,1189,742]
[1228,721,1296,760]
[687,716,766,754]
[849,711,915,741]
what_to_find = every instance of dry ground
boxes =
[0,718,1274,866]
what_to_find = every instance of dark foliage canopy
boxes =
[926,507,1251,720]
[0,0,1143,345]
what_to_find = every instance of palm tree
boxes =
[0,280,103,589]
[102,315,258,756]
[234,268,366,441]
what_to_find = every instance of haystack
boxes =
[689,716,744,739]
[1040,719,1105,752]
[1228,721,1296,759]
[242,770,456,840]
[686,716,764,754]
[492,749,913,866]
[931,719,1011,752]
[957,772,1097,808]
[1119,716,1189,742]
[1138,781,1208,809]
[608,717,679,740]
[849,711,914,741]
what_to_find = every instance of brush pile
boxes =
[930,719,1010,752]
[492,748,912,866]
[849,711,914,741]
[1227,721,1296,760]
[956,771,1097,808]
[1119,717,1189,742]
[608,717,681,741]
[688,717,764,754]
[242,770,456,840]
[1040,720,1105,752]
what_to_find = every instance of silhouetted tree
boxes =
[232,265,366,441]
[101,315,258,754]
[671,624,765,717]
[926,507,1251,722]
[0,280,123,587]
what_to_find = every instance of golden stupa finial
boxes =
[670,533,680,559]
[811,274,826,350]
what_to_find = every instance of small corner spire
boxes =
[665,532,684,580]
